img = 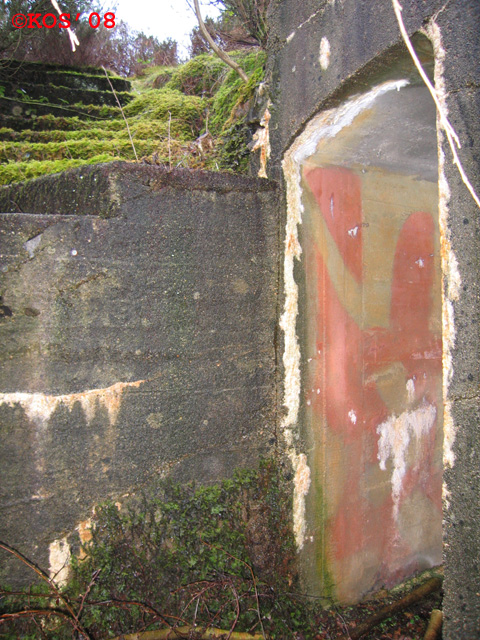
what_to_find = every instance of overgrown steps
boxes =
[0,51,266,186]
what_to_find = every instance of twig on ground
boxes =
[423,608,443,640]
[111,626,264,640]
[337,576,443,640]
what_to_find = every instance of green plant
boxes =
[166,54,227,97]
[0,460,316,639]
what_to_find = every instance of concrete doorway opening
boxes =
[283,37,443,603]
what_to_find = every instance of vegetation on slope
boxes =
[0,50,266,186]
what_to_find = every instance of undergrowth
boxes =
[0,460,319,639]
[0,51,266,186]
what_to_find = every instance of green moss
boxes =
[123,88,204,130]
[210,50,266,135]
[132,65,176,92]
[166,53,227,97]
[1,52,268,186]
[0,118,196,146]
[0,155,117,186]
[0,138,173,163]
[0,460,311,639]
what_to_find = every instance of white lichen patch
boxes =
[49,536,71,587]
[0,379,145,428]
[319,37,331,70]
[377,402,436,520]
[251,106,271,179]
[23,234,42,259]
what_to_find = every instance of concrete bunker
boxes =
[282,39,443,602]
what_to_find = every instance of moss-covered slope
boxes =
[0,51,266,186]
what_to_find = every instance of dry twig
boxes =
[0,541,91,639]
[337,577,443,640]
[423,608,443,640]
[102,66,139,163]
[392,0,480,210]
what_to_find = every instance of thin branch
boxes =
[0,542,75,620]
[337,577,443,640]
[0,541,91,640]
[75,568,101,621]
[111,625,264,640]
[102,66,139,163]
[226,580,241,640]
[193,0,248,82]
[392,0,480,210]
[50,0,80,51]
[0,608,72,623]
[201,540,266,640]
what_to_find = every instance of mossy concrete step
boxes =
[0,114,114,132]
[0,138,164,163]
[0,120,184,143]
[1,80,132,108]
[0,97,120,120]
[0,59,130,92]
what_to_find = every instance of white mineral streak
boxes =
[377,402,437,521]
[0,379,145,428]
[251,107,271,178]
[292,453,311,548]
[319,37,331,70]
[281,80,408,549]
[426,20,461,470]
[406,378,415,404]
[49,536,71,587]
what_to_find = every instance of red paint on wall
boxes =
[303,166,364,282]
[302,166,442,593]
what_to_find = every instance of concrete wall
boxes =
[0,162,279,584]
[267,0,480,633]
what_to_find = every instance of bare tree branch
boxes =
[193,0,249,82]
[392,0,480,210]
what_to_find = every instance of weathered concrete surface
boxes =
[267,0,480,632]
[437,4,480,636]
[0,162,279,585]
[283,75,443,603]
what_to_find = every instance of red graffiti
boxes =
[302,166,442,589]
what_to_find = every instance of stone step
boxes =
[0,59,130,92]
[1,80,132,108]
[0,96,120,120]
